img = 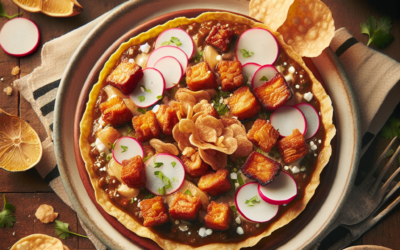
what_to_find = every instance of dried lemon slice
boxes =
[0,109,42,172]
[11,0,83,17]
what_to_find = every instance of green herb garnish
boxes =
[237,173,245,187]
[141,85,152,94]
[158,187,166,195]
[137,107,147,114]
[143,155,152,163]
[245,196,261,206]
[55,220,88,239]
[0,195,16,228]
[157,95,163,100]
[260,76,268,81]
[230,205,237,214]
[154,171,172,195]
[161,36,182,46]
[184,189,193,197]
[0,2,22,19]
[138,96,145,102]
[172,177,179,182]
[239,49,254,58]
[360,16,394,48]
[154,162,164,168]
[144,193,156,199]
[108,143,115,150]
[131,198,134,204]
[193,51,203,63]
[212,89,231,116]
[121,145,128,153]
[171,161,176,168]
[106,154,113,162]
[126,125,133,134]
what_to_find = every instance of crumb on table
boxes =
[11,66,20,76]
[3,87,12,96]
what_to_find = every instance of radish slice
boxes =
[154,56,183,89]
[251,65,279,89]
[129,68,165,108]
[270,106,307,137]
[235,28,279,66]
[146,46,188,72]
[0,18,40,57]
[258,171,297,205]
[145,153,185,195]
[112,137,144,165]
[154,28,194,59]
[235,182,279,223]
[242,63,260,85]
[295,103,320,140]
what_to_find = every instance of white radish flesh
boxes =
[258,171,297,205]
[235,182,279,223]
[296,103,320,140]
[146,45,188,72]
[270,106,307,137]
[145,153,185,195]
[154,56,183,89]
[155,28,194,59]
[235,28,279,66]
[0,18,40,57]
[242,63,260,85]
[112,137,144,165]
[251,65,279,89]
[129,68,165,108]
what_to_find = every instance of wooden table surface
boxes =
[0,0,399,249]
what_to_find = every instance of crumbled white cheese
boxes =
[235,182,240,189]
[311,144,317,151]
[256,223,260,228]
[95,138,107,153]
[128,58,135,63]
[12,232,15,236]
[0,78,3,81]
[304,92,313,102]
[216,55,222,61]
[288,66,295,73]
[179,224,189,232]
[152,104,160,113]
[299,75,303,78]
[188,232,191,235]
[140,43,151,53]
[175,220,180,225]
[295,85,300,89]
[134,197,137,201]
[276,65,284,73]
[284,74,293,83]
[284,165,290,171]
[300,166,306,172]
[230,173,237,180]
[199,227,207,237]
[309,141,315,146]
[314,153,317,157]
[283,62,287,66]
[235,216,241,224]
[98,117,106,126]
[292,166,300,174]
[206,229,213,235]
[237,227,244,235]
[318,140,322,144]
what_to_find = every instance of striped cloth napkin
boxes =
[13,18,400,249]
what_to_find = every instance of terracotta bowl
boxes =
[54,1,361,249]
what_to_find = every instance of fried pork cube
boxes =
[155,105,179,135]
[276,129,308,163]
[253,73,292,111]
[186,62,217,91]
[198,169,231,196]
[227,86,261,121]
[181,151,210,177]
[247,119,279,153]
[205,25,234,52]
[169,192,202,221]
[139,196,169,227]
[204,201,232,230]
[100,96,133,126]
[121,155,146,188]
[106,62,144,95]
[132,110,160,142]
[241,152,281,186]
[218,60,244,92]
[96,126,120,149]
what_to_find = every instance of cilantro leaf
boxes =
[141,85,152,94]
[143,155,152,163]
[54,220,88,239]
[0,195,16,228]
[193,51,203,63]
[137,107,147,114]
[260,76,268,81]
[0,2,22,19]
[161,41,171,46]
[230,205,237,214]
[126,125,133,134]
[158,187,166,195]
[212,89,231,115]
[121,145,128,153]
[381,117,400,139]
[360,16,394,48]
[184,189,193,197]
[245,196,260,206]
[138,96,145,102]
[106,154,113,162]
[157,95,163,100]
[161,37,182,47]
[108,143,115,150]
[171,161,176,168]
[239,49,254,58]
[144,193,155,199]
[237,173,245,187]
[154,171,172,194]
[154,162,164,168]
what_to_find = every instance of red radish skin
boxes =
[144,153,186,196]
[235,182,279,223]
[270,105,307,137]
[258,171,297,205]
[155,28,195,59]
[235,28,279,66]
[154,56,183,89]
[295,103,320,140]
[146,45,188,72]
[0,18,40,57]
[242,63,260,85]
[251,65,279,89]
[129,68,165,108]
[112,137,144,165]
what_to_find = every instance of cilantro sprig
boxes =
[121,145,128,153]
[212,89,231,116]
[0,195,16,228]
[184,189,193,197]
[0,2,22,19]
[161,37,182,46]
[154,171,172,195]
[193,51,203,63]
[360,16,394,48]
[138,96,145,102]
[171,161,176,168]
[260,76,268,81]
[55,220,88,239]
[245,196,261,206]
[137,107,147,114]
[141,85,152,94]
[239,49,254,58]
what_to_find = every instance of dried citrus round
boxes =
[0,109,42,172]
[11,0,83,17]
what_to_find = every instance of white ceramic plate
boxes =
[54,0,361,249]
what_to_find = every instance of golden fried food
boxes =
[186,62,217,91]
[106,62,143,95]
[155,105,179,135]
[205,25,234,52]
[121,155,147,188]
[100,96,133,126]
[227,86,261,120]
[198,169,231,196]
[96,126,120,149]
[247,119,279,153]
[132,111,160,142]
[139,196,169,227]
[218,60,244,92]
[181,151,210,177]
[241,151,281,186]
[204,201,232,230]
[169,192,202,221]
[276,129,308,163]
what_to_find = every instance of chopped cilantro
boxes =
[0,195,16,228]
[137,107,147,114]
[144,193,155,199]
[161,36,182,46]
[260,76,268,81]
[154,171,172,195]
[245,196,260,206]
[237,173,245,187]
[171,161,176,168]
[106,154,113,162]
[158,187,166,195]
[256,147,268,156]
[143,155,152,162]
[0,2,22,19]
[55,220,88,239]
[212,89,231,116]
[184,189,193,197]
[360,16,394,48]
[193,51,204,63]
[138,96,145,102]
[108,143,115,150]
[230,205,238,214]
[131,198,134,204]
[121,145,128,153]
[157,95,163,100]
[239,49,254,58]
[154,162,164,168]
[126,125,133,134]
[141,85,152,94]
[172,177,179,182]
